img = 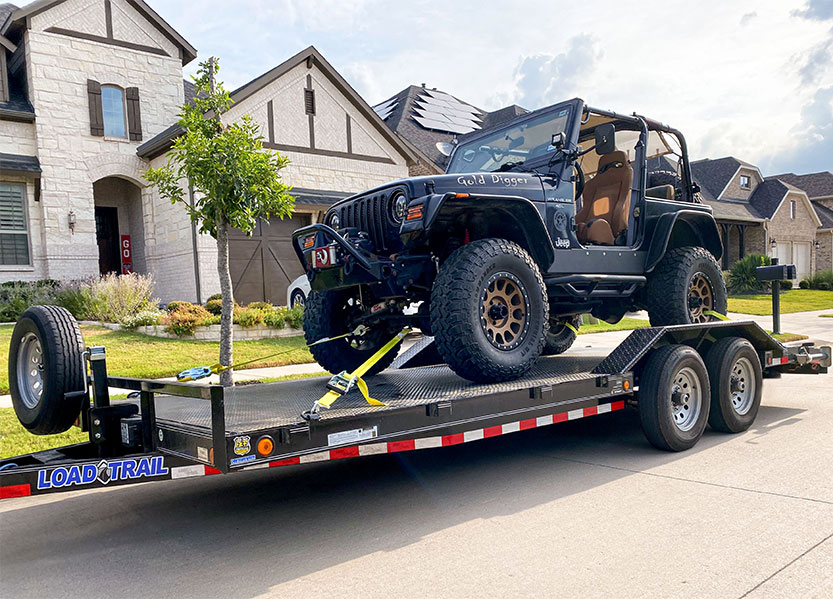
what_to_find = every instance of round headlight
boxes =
[392,194,408,222]
[328,212,340,229]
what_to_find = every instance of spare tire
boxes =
[9,305,86,435]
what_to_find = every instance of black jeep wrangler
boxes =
[292,98,726,383]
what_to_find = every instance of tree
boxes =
[145,58,294,386]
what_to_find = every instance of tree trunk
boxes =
[216,216,234,387]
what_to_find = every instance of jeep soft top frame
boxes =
[1,321,829,500]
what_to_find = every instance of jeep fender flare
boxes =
[645,210,723,272]
[426,194,555,269]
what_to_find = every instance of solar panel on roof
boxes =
[412,115,477,134]
[413,99,482,123]
[411,90,483,134]
[373,98,398,121]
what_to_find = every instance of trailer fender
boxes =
[645,210,723,272]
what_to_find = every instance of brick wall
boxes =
[817,231,832,272]
[769,191,820,275]
[721,167,761,200]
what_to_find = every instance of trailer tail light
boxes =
[406,204,424,221]
[257,436,275,456]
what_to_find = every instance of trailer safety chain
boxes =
[175,324,372,382]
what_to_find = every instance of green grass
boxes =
[820,314,833,318]
[0,407,87,459]
[0,324,313,395]
[578,317,650,334]
[727,290,833,315]
[771,332,809,343]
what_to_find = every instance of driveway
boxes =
[1,367,831,598]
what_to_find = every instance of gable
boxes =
[226,59,410,166]
[771,190,823,229]
[6,0,196,64]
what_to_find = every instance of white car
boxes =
[286,274,311,308]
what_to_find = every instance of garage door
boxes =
[793,242,811,280]
[229,214,311,305]
[776,242,791,273]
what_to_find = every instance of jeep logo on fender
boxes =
[36,456,169,490]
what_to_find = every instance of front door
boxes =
[793,242,811,280]
[95,206,120,275]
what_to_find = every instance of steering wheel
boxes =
[574,161,585,199]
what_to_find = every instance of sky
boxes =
[151,0,833,176]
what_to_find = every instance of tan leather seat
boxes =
[576,150,633,245]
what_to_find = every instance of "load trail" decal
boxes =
[36,456,168,490]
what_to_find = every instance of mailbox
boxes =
[755,263,795,281]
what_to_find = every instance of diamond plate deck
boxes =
[154,354,606,434]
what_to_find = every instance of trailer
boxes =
[1,306,830,501]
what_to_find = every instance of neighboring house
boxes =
[688,156,822,279]
[0,0,420,304]
[372,83,527,174]
[770,171,833,273]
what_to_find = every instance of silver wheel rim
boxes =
[670,366,702,432]
[292,293,305,308]
[730,356,755,415]
[17,332,44,410]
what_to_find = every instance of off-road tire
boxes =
[647,246,727,326]
[303,289,400,376]
[430,238,548,383]
[647,170,705,203]
[638,344,710,452]
[543,316,580,356]
[9,305,86,435]
[704,337,762,433]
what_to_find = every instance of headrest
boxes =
[598,150,629,170]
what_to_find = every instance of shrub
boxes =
[204,298,223,315]
[799,280,810,289]
[264,310,286,329]
[248,301,274,311]
[166,300,193,313]
[728,254,771,294]
[54,282,94,319]
[206,293,223,303]
[0,280,61,321]
[235,307,266,328]
[198,314,221,326]
[805,269,833,290]
[121,310,164,330]
[162,303,212,336]
[86,273,158,322]
[286,305,304,329]
[780,280,793,290]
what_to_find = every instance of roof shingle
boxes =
[769,171,833,199]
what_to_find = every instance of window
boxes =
[0,183,30,266]
[739,175,750,189]
[101,85,126,137]
[790,200,796,219]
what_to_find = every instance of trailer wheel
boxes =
[704,337,763,433]
[8,306,86,435]
[638,344,710,451]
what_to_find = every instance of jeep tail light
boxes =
[406,204,424,221]
[303,235,315,249]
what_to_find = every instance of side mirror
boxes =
[435,142,455,157]
[594,123,616,155]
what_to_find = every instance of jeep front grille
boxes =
[338,188,403,253]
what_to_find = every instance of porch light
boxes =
[770,238,777,249]
[814,240,820,249]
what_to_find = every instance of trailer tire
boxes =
[638,344,710,451]
[704,337,762,433]
[431,238,547,383]
[8,305,86,435]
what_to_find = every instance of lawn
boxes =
[728,290,833,315]
[578,317,650,334]
[0,324,313,395]
[0,407,88,459]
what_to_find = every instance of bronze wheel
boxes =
[688,272,714,323]
[480,272,530,350]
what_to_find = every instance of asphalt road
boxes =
[2,361,832,598]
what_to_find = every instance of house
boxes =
[769,171,833,273]
[372,83,528,175]
[0,0,422,305]
[687,156,823,279]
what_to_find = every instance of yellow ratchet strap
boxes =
[564,321,579,335]
[316,327,411,410]
[703,310,730,322]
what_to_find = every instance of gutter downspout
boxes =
[189,184,202,304]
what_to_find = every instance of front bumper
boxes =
[292,224,384,291]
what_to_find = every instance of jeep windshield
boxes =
[446,107,572,174]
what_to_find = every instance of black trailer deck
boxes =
[1,320,829,500]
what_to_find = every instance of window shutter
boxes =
[126,87,142,141]
[87,79,104,136]
[304,88,316,115]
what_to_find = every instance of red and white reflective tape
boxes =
[248,399,627,471]
[169,464,222,480]
[767,355,790,366]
